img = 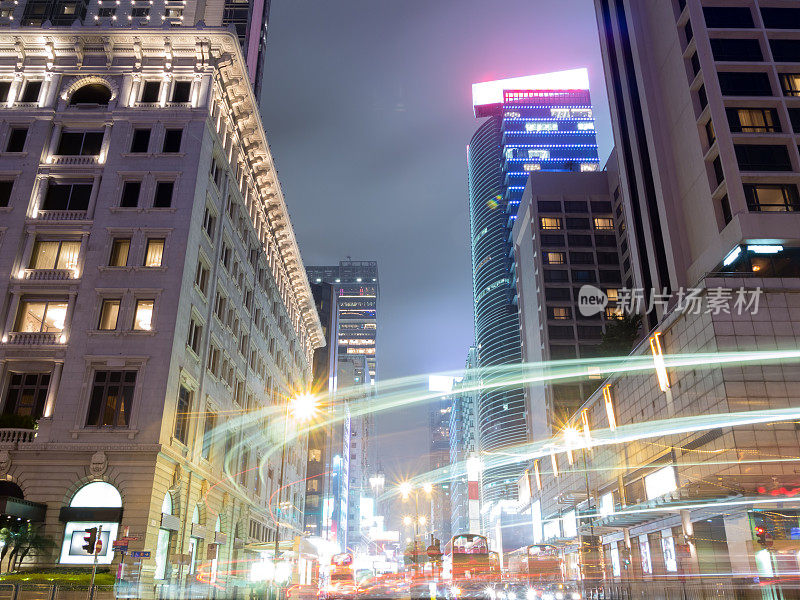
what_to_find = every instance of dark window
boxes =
[0,180,13,207]
[537,200,561,212]
[569,251,594,264]
[566,217,590,230]
[710,38,763,62]
[0,82,10,103]
[20,81,41,103]
[789,108,800,133]
[86,370,136,427]
[162,129,182,153]
[770,40,800,63]
[56,131,104,155]
[171,81,192,103]
[712,156,724,186]
[726,108,780,133]
[174,385,191,444]
[544,288,571,301]
[762,7,800,29]
[564,200,588,213]
[697,84,708,110]
[140,81,161,103]
[743,184,800,212]
[131,6,149,16]
[691,53,701,77]
[97,7,115,16]
[6,128,28,152]
[718,72,772,96]
[591,201,612,213]
[572,270,596,283]
[120,181,141,208]
[599,270,622,284]
[543,269,569,282]
[683,20,693,45]
[720,195,732,225]
[202,410,216,459]
[567,234,592,246]
[704,6,754,28]
[130,129,150,153]
[3,372,50,419]
[595,234,618,247]
[549,345,576,360]
[734,144,792,171]
[540,234,565,247]
[577,326,603,339]
[69,84,111,105]
[153,181,174,208]
[42,181,92,211]
[548,325,574,340]
[597,252,619,265]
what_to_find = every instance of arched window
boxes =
[192,505,200,524]
[69,83,112,105]
[71,481,122,508]
[0,481,23,499]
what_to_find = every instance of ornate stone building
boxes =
[0,26,323,593]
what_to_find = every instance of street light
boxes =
[403,516,413,526]
[272,391,319,595]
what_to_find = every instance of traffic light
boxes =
[82,528,98,555]
[755,527,767,546]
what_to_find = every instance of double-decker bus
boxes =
[443,534,492,582]
[507,545,562,585]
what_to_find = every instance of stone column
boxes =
[42,361,64,419]
[86,174,101,218]
[62,291,77,343]
[2,292,20,340]
[18,228,37,277]
[99,122,112,164]
[46,122,63,162]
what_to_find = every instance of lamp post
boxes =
[272,392,317,599]
[399,482,434,574]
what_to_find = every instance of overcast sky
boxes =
[260,0,613,479]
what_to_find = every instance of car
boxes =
[322,576,358,600]
[287,585,320,600]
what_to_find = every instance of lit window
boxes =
[109,238,130,267]
[525,121,558,132]
[133,300,154,331]
[551,307,571,320]
[605,306,623,319]
[540,217,562,230]
[581,163,599,172]
[15,300,68,332]
[606,288,619,301]
[577,121,595,130]
[594,217,614,230]
[523,163,541,172]
[98,299,120,330]
[527,149,550,160]
[144,238,165,267]
[29,240,80,271]
[544,251,565,264]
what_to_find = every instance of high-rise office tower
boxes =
[518,2,800,591]
[306,261,379,552]
[11,0,271,96]
[0,28,323,586]
[428,377,452,543]
[468,70,600,513]
[449,347,480,536]
[512,153,626,441]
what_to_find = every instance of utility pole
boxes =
[88,525,102,600]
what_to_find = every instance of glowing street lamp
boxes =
[398,481,412,500]
[422,482,433,495]
[403,516,413,526]
[290,392,318,422]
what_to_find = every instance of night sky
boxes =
[260,0,613,479]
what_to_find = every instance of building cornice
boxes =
[0,25,325,351]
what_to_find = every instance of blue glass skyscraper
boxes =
[468,69,599,512]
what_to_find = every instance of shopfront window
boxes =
[59,481,121,565]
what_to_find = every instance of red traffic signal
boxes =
[82,528,98,555]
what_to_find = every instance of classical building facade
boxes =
[0,26,323,593]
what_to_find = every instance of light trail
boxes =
[194,348,800,514]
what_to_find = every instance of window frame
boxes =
[85,369,137,428]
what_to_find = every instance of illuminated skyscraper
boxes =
[467,70,600,522]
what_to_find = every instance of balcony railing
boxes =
[5,332,61,345]
[36,210,88,221]
[22,269,76,281]
[0,429,35,444]
[48,155,99,165]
